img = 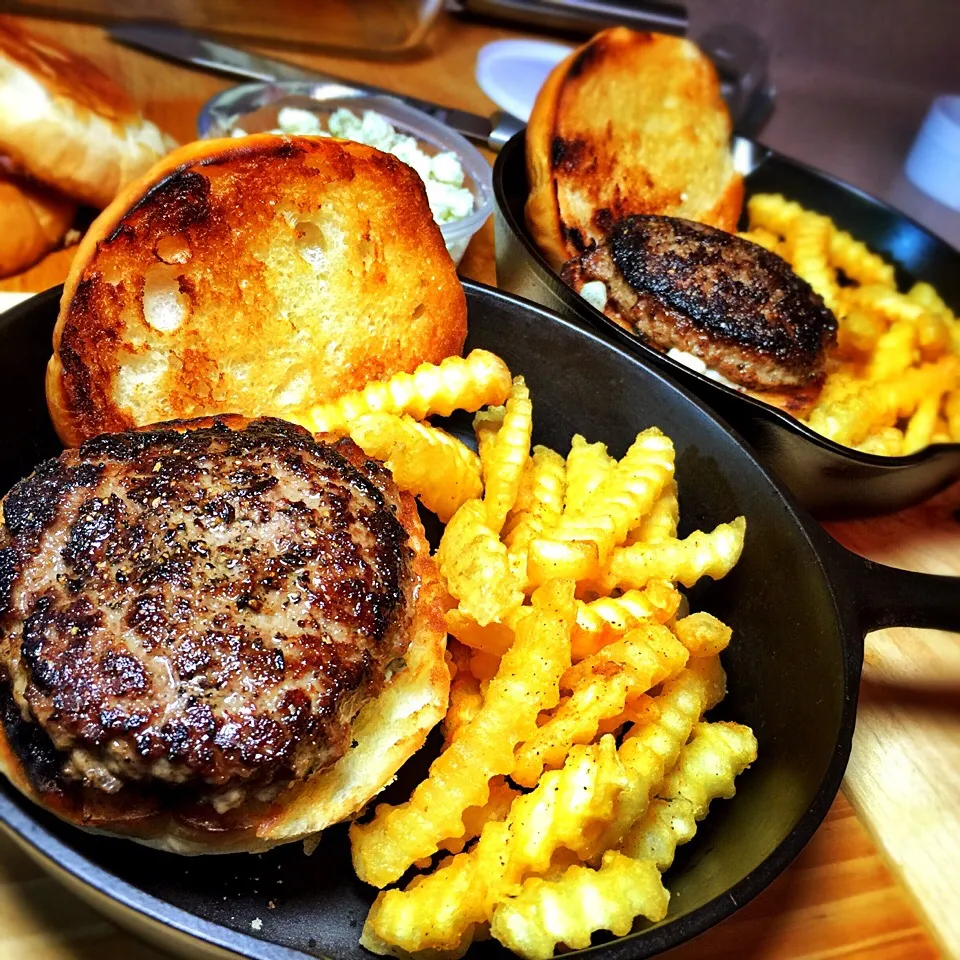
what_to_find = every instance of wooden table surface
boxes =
[0,13,956,960]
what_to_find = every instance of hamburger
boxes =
[0,416,449,853]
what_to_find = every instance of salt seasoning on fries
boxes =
[316,351,758,959]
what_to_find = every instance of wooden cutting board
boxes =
[826,481,960,959]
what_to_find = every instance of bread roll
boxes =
[47,134,469,447]
[0,16,176,208]
[0,169,76,276]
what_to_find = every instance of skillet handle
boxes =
[836,548,960,633]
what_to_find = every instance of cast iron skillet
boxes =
[0,284,957,960]
[492,131,960,520]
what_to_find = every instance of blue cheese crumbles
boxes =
[233,106,475,227]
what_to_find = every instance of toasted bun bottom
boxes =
[0,479,450,855]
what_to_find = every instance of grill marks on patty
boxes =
[0,418,413,805]
[561,215,838,389]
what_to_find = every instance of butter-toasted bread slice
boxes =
[0,17,176,208]
[526,28,744,269]
[48,135,468,447]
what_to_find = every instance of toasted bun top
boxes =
[48,134,468,447]
[0,17,136,121]
[525,28,744,269]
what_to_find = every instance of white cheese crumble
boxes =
[232,106,475,227]
[666,348,743,390]
[578,280,608,312]
[250,918,263,931]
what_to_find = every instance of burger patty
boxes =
[0,417,413,808]
[561,215,838,389]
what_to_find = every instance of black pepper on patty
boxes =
[0,417,413,811]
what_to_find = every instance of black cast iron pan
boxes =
[492,131,960,520]
[0,283,956,960]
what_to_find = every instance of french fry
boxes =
[851,286,951,358]
[562,435,615,516]
[747,193,804,239]
[742,197,960,457]
[596,693,659,736]
[361,821,509,957]
[853,426,904,457]
[350,579,575,888]
[671,612,732,658]
[503,446,566,557]
[443,607,528,657]
[618,721,757,869]
[439,775,520,855]
[526,537,600,588]
[512,624,689,787]
[351,357,764,959]
[626,479,679,545]
[468,649,500,682]
[490,851,669,960]
[902,392,943,455]
[597,516,746,593]
[479,377,533,534]
[908,281,955,322]
[547,428,675,564]
[737,228,783,255]
[791,212,838,311]
[947,390,960,441]
[828,228,896,287]
[835,309,887,358]
[816,368,866,408]
[867,320,918,382]
[473,404,504,467]
[364,737,628,954]
[806,355,960,447]
[571,581,683,661]
[442,641,483,749]
[436,500,523,626]
[302,350,512,435]
[594,656,726,854]
[347,413,482,522]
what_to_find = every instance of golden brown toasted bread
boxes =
[0,16,176,208]
[47,134,468,447]
[0,167,76,276]
[526,27,744,269]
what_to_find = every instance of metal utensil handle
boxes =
[448,0,688,35]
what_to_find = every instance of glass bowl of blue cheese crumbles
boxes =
[197,83,493,265]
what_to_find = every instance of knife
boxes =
[109,23,526,151]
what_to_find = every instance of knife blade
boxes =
[109,23,524,150]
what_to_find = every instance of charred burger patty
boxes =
[0,417,414,817]
[562,214,838,390]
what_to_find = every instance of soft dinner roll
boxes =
[526,27,743,270]
[0,168,76,276]
[47,134,469,447]
[0,16,176,208]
